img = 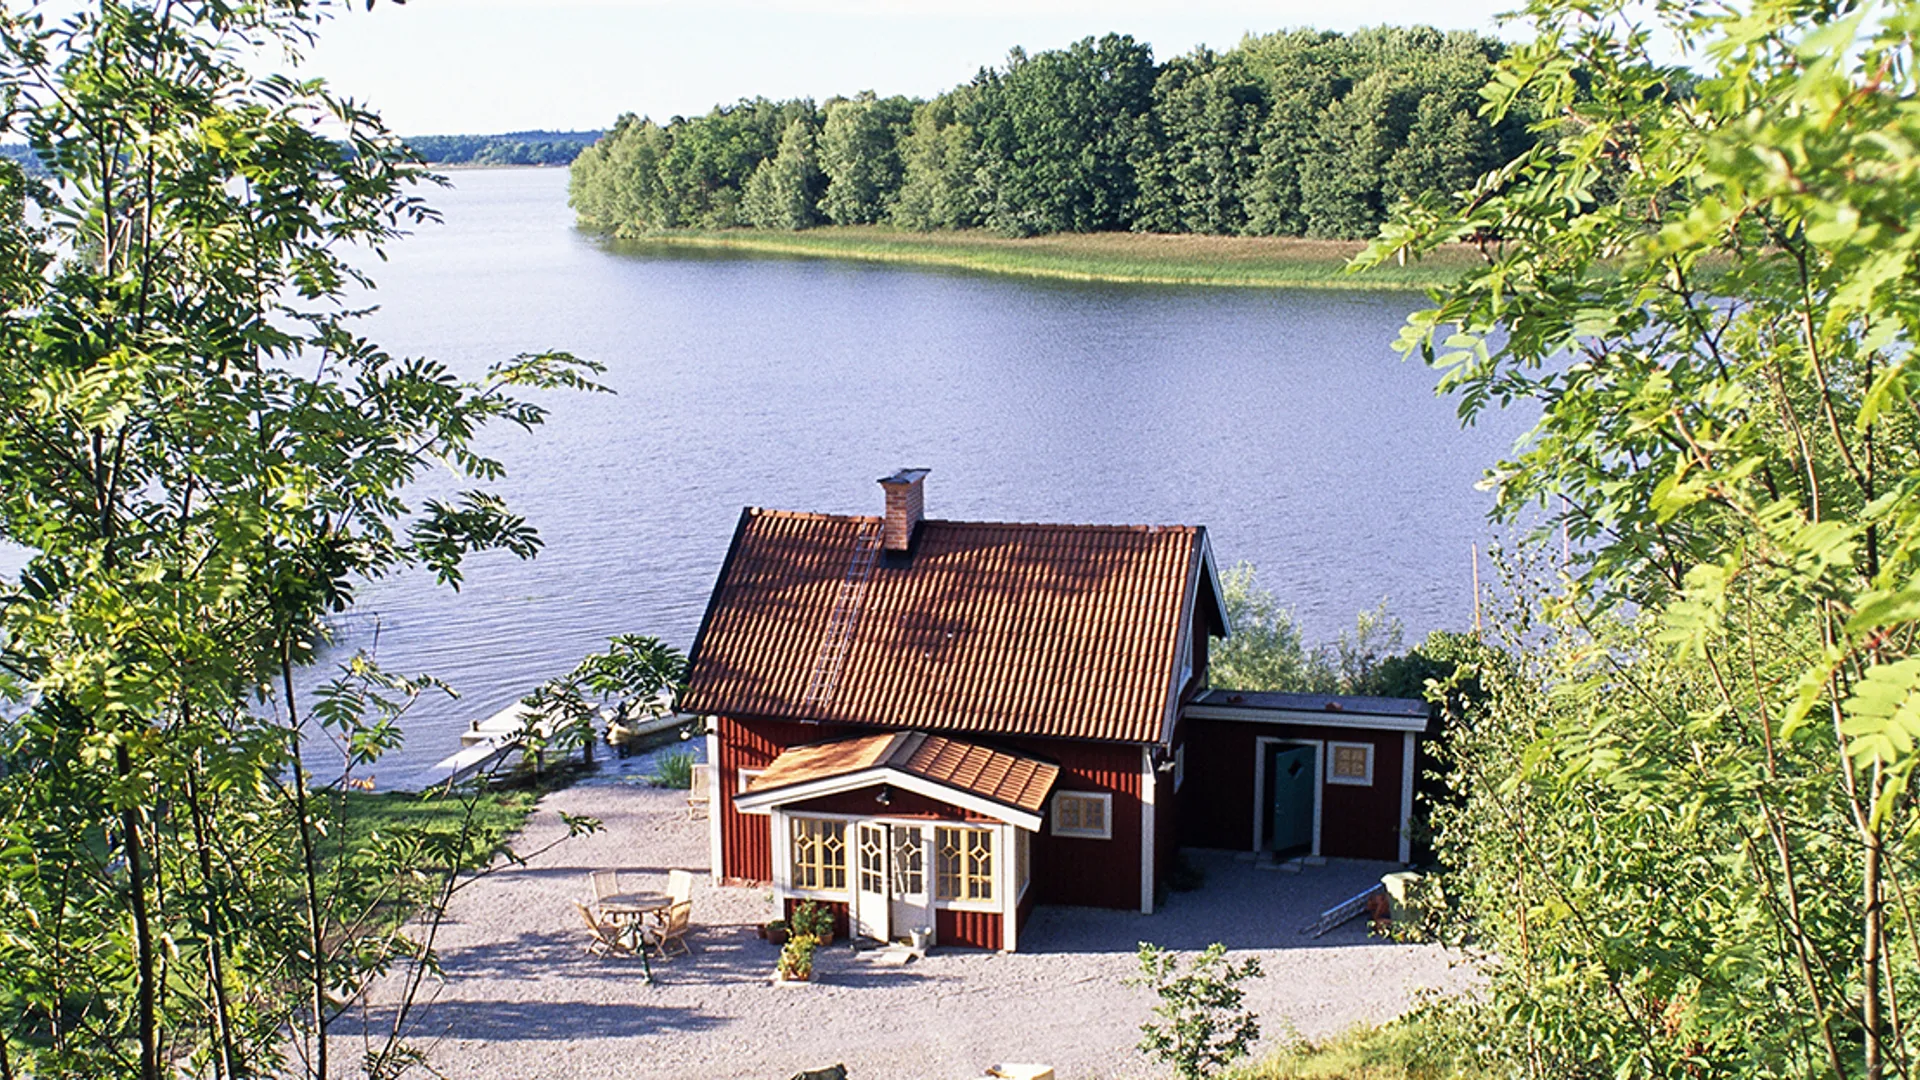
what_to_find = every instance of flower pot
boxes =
[767,926,790,947]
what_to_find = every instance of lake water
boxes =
[22,167,1536,788]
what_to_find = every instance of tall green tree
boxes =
[817,91,914,225]
[891,92,981,230]
[656,98,815,229]
[1363,0,1920,1073]
[0,3,599,1076]
[569,114,674,233]
[1132,49,1266,235]
[742,117,824,230]
[972,35,1158,235]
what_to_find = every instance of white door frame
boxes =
[853,821,891,941]
[888,823,933,945]
[1251,736,1323,857]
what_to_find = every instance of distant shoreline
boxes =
[609,226,1477,291]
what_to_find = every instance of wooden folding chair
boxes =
[575,902,637,958]
[686,764,710,820]
[590,869,621,903]
[666,868,694,906]
[642,900,693,960]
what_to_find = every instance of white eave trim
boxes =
[1182,703,1428,733]
[1198,535,1229,636]
[732,767,1046,832]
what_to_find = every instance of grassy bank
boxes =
[613,226,1483,290]
[329,788,538,931]
[1235,1016,1485,1080]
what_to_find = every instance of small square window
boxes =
[1328,742,1374,786]
[1052,792,1113,839]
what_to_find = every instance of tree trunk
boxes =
[119,743,160,1080]
[284,658,328,1080]
[1865,765,1886,1080]
[187,769,240,1079]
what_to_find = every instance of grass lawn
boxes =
[325,787,539,931]
[612,226,1484,290]
[1237,1017,1486,1080]
[333,787,536,859]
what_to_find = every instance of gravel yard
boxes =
[344,780,1472,1080]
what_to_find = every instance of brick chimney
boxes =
[878,468,930,552]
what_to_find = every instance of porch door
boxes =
[1267,744,1316,855]
[888,824,932,942]
[853,822,890,941]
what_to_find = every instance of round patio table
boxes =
[596,891,669,983]
[598,891,671,919]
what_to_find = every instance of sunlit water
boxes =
[9,167,1533,788]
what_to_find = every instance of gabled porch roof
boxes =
[733,732,1060,831]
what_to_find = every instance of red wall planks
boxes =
[718,715,864,882]
[1020,739,1144,910]
[936,908,1003,950]
[1320,729,1404,860]
[789,786,996,821]
[1180,718,1405,861]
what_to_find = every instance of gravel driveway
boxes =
[342,781,1472,1080]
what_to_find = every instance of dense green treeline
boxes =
[406,129,600,166]
[570,27,1535,240]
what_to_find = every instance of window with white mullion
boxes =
[934,825,994,903]
[790,817,847,892]
[1052,791,1113,839]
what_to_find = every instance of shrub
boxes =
[1130,942,1264,1080]
[778,933,818,980]
[649,750,696,789]
[791,899,835,940]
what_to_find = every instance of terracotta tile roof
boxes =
[745,733,899,793]
[684,511,1207,744]
[744,732,1060,815]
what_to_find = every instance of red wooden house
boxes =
[684,470,1425,951]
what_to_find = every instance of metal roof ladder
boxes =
[801,521,885,711]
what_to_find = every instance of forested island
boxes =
[568,27,1536,244]
[3,131,599,173]
[406,129,600,166]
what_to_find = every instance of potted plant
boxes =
[777,933,818,982]
[763,919,790,946]
[791,900,836,946]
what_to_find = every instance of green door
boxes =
[1267,744,1316,854]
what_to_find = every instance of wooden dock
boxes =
[425,695,697,790]
[429,701,552,790]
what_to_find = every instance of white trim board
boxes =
[1184,703,1427,733]
[1399,731,1416,864]
[734,767,1045,832]
[705,722,724,885]
[1140,746,1156,915]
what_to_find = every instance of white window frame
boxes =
[1051,791,1114,840]
[1015,827,1031,902]
[933,823,999,909]
[787,814,850,897]
[1327,741,1375,787]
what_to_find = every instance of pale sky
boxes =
[298,0,1524,135]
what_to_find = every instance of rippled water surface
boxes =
[93,167,1540,787]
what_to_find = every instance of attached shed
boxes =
[1178,690,1429,863]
